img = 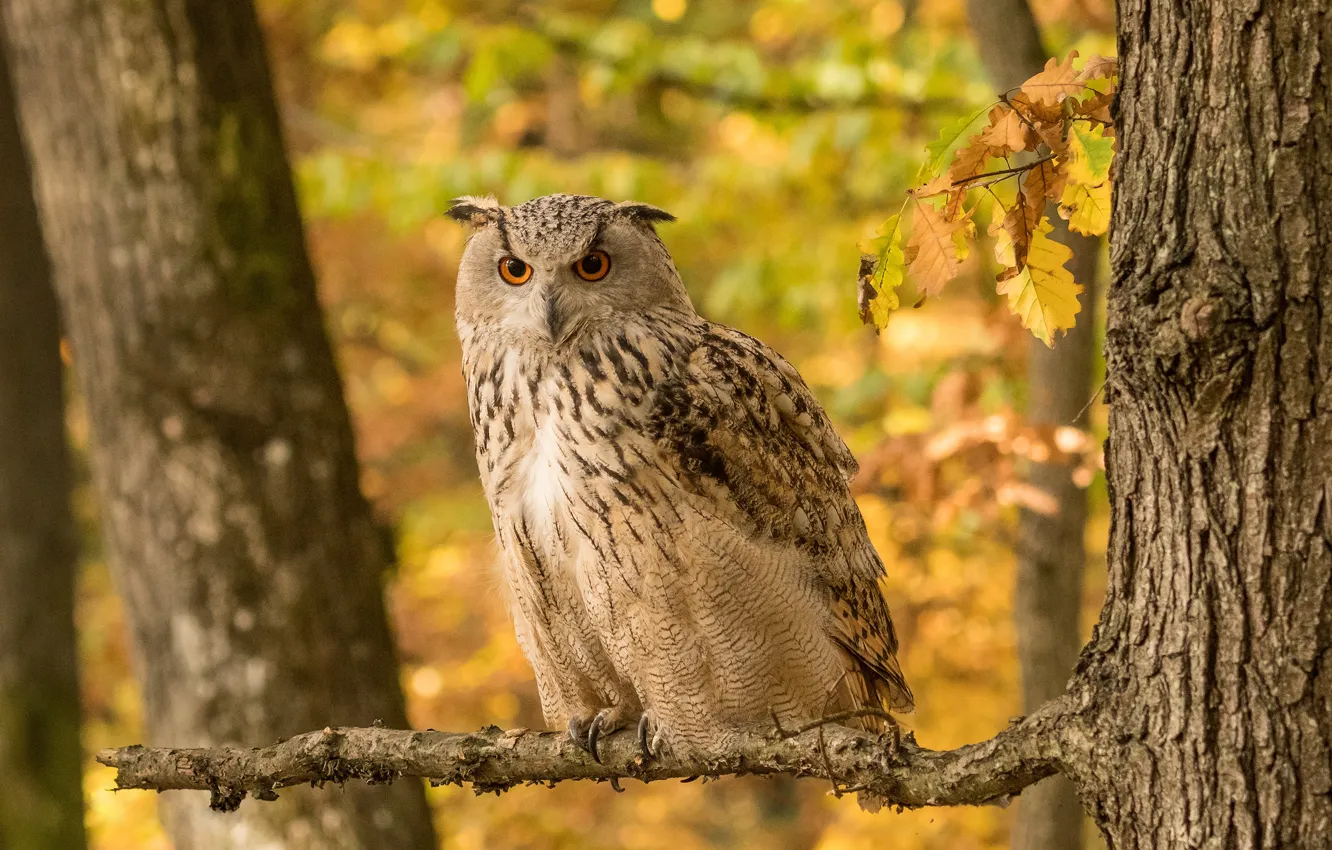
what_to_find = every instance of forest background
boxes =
[52,0,1115,847]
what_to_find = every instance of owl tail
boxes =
[833,657,912,735]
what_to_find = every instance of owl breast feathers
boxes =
[451,193,911,758]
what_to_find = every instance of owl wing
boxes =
[653,323,913,713]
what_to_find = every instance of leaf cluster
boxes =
[860,52,1117,347]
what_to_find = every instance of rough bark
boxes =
[0,2,436,848]
[0,22,86,850]
[965,2,1098,848]
[95,702,1071,812]
[1069,0,1332,846]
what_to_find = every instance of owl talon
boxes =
[637,713,655,760]
[568,716,593,754]
[587,712,608,763]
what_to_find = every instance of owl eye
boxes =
[498,257,532,285]
[572,250,611,281]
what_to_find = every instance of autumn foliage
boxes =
[860,51,1117,346]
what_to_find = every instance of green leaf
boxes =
[919,106,989,182]
[866,214,906,328]
[1064,123,1114,186]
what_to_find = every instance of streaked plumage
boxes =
[450,193,911,756]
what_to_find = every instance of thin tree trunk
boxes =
[965,2,1097,848]
[0,22,86,850]
[0,2,436,848]
[1068,0,1332,845]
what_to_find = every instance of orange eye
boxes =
[498,257,532,285]
[572,250,610,281]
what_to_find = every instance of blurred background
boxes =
[2,0,1113,848]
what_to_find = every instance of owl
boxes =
[449,193,911,760]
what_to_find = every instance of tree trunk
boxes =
[0,2,436,848]
[1067,0,1332,845]
[965,2,1097,848]
[0,23,86,850]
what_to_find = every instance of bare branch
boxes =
[97,699,1073,814]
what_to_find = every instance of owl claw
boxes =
[568,716,593,755]
[637,713,655,760]
[586,712,608,763]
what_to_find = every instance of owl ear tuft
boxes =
[616,201,676,226]
[447,195,501,227]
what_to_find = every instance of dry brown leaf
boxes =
[908,202,967,296]
[1074,90,1115,124]
[1076,54,1118,84]
[1022,51,1084,107]
[947,133,996,184]
[1023,159,1067,210]
[989,189,1039,271]
[1007,91,1062,125]
[978,105,1037,155]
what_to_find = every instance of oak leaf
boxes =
[990,190,1039,272]
[978,104,1037,155]
[1058,180,1112,236]
[922,109,989,180]
[996,217,1083,346]
[1073,90,1114,123]
[1063,123,1115,186]
[1006,90,1062,125]
[947,133,996,185]
[860,214,908,328]
[1076,54,1118,92]
[913,174,954,198]
[908,203,968,296]
[1023,158,1067,208]
[1021,52,1083,108]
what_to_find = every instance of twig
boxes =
[952,155,1056,188]
[776,707,900,739]
[1071,378,1108,425]
[818,725,842,797]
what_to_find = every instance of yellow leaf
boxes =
[996,217,1083,346]
[913,174,953,198]
[908,203,966,296]
[1059,180,1112,236]
[1021,52,1083,108]
[859,215,907,328]
[978,105,1036,155]
[1063,123,1115,185]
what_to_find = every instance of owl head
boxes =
[448,194,693,346]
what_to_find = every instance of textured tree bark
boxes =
[0,2,436,848]
[965,2,1097,848]
[0,24,86,850]
[1068,0,1332,846]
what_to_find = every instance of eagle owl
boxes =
[450,194,911,759]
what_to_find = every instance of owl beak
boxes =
[543,291,567,344]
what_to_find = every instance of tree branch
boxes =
[97,699,1073,814]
